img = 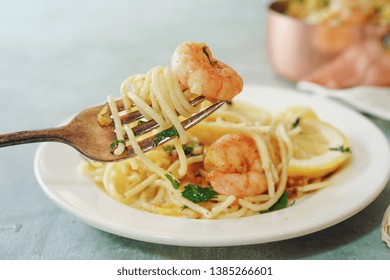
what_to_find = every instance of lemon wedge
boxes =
[288,117,351,178]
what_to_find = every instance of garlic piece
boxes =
[382,204,390,248]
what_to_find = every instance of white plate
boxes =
[298,81,390,121]
[34,85,390,247]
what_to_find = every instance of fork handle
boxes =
[0,127,67,147]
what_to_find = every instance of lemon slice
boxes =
[277,106,319,124]
[288,118,351,178]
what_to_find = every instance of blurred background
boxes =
[0,0,389,259]
[0,0,281,127]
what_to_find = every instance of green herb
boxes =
[163,145,176,153]
[260,191,289,214]
[181,184,218,203]
[154,127,179,145]
[329,145,351,153]
[181,205,189,211]
[137,120,146,126]
[165,174,180,189]
[162,142,200,156]
[110,139,126,149]
[291,117,300,129]
[183,144,195,155]
[185,142,203,156]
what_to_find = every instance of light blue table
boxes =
[0,0,389,259]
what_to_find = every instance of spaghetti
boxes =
[81,97,338,218]
[80,42,350,219]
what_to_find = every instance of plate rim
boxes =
[297,81,390,121]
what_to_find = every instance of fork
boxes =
[0,96,225,162]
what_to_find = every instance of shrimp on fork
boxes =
[171,41,243,101]
[203,133,268,198]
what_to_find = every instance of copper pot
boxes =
[266,1,389,83]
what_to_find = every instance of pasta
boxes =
[80,42,351,219]
[80,77,349,218]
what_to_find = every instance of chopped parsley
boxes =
[182,144,195,155]
[291,117,300,129]
[165,174,180,189]
[181,184,218,203]
[181,205,189,211]
[137,120,146,126]
[329,145,351,153]
[153,127,179,145]
[162,145,176,153]
[110,139,126,149]
[260,191,290,214]
[163,142,201,156]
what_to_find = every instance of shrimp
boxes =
[171,41,243,101]
[203,133,268,198]
[303,28,390,88]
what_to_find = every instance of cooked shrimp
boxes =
[171,41,243,101]
[303,28,390,88]
[203,133,268,198]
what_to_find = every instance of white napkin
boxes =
[297,81,390,121]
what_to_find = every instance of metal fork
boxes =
[0,96,224,162]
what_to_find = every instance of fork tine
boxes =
[123,100,225,157]
[120,110,143,123]
[118,95,206,125]
[114,99,125,110]
[130,95,206,137]
[131,119,158,137]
